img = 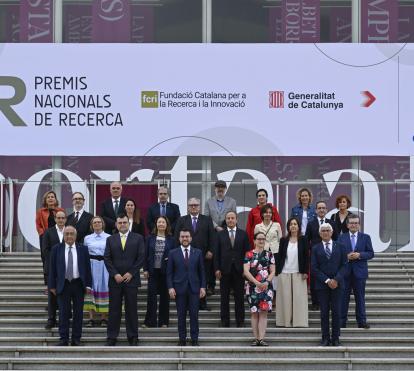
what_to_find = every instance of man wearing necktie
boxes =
[48,226,92,346]
[175,198,216,310]
[338,215,374,329]
[311,223,348,346]
[214,211,250,327]
[167,229,206,346]
[146,185,181,234]
[66,192,93,243]
[305,201,337,310]
[100,182,127,234]
[104,214,145,346]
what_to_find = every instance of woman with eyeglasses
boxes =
[243,232,275,346]
[276,217,309,327]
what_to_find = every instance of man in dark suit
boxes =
[48,226,92,346]
[175,197,216,310]
[100,182,127,234]
[338,215,374,329]
[66,192,93,243]
[104,214,145,346]
[311,223,348,346]
[305,200,337,310]
[214,211,250,327]
[42,210,67,329]
[167,228,206,346]
[146,185,180,234]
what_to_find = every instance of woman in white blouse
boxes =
[275,217,309,327]
[254,205,282,299]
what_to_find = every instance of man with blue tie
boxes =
[338,215,374,329]
[146,185,181,234]
[167,228,206,346]
[311,223,348,346]
[48,226,92,346]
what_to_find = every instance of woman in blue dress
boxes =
[83,216,110,327]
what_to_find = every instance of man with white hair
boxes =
[311,223,348,347]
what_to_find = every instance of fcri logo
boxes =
[269,91,284,108]
[0,76,27,126]
[141,91,158,108]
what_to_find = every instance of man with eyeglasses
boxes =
[305,201,337,310]
[175,198,216,310]
[42,210,67,329]
[338,215,374,329]
[167,229,206,346]
[311,223,348,346]
[146,185,181,234]
[214,211,250,328]
[100,182,127,234]
[67,192,93,243]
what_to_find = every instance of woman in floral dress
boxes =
[243,231,275,346]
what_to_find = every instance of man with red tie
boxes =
[167,228,206,346]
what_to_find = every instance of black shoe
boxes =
[257,339,268,347]
[358,323,370,329]
[71,339,81,346]
[128,337,139,346]
[221,321,230,328]
[310,304,319,311]
[341,323,347,328]
[44,320,56,330]
[331,339,342,347]
[236,322,245,328]
[199,306,210,311]
[177,340,186,346]
[56,340,69,346]
[85,319,95,327]
[206,288,214,296]
[105,338,116,346]
[319,338,331,346]
[191,340,199,346]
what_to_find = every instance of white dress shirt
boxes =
[65,243,79,279]
[56,225,64,243]
[181,245,191,258]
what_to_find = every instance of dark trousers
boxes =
[57,279,84,342]
[107,284,138,340]
[175,288,200,342]
[309,252,318,306]
[48,289,58,322]
[205,257,216,289]
[317,288,343,341]
[144,269,170,327]
[341,275,367,326]
[220,266,245,325]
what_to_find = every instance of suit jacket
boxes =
[311,240,349,290]
[66,210,94,243]
[104,232,145,287]
[35,207,65,236]
[276,236,309,275]
[174,214,216,255]
[143,234,176,275]
[100,197,127,234]
[146,202,181,234]
[204,196,237,229]
[167,246,206,295]
[338,232,374,279]
[41,226,63,278]
[305,218,337,247]
[214,227,250,275]
[48,242,92,295]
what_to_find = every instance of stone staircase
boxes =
[0,252,414,370]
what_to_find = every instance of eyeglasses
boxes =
[256,238,266,241]
[72,198,84,201]
[348,222,359,225]
[188,204,200,207]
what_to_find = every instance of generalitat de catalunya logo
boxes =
[269,91,284,108]
[0,76,27,126]
[141,91,159,108]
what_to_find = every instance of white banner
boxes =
[0,43,412,156]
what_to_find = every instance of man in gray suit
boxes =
[204,180,236,295]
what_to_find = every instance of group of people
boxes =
[36,183,374,347]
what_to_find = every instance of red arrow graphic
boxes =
[361,91,376,108]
